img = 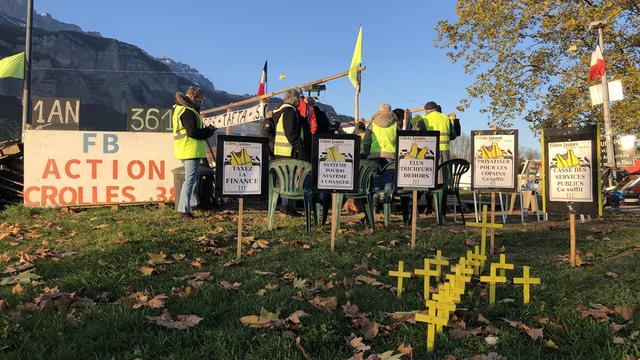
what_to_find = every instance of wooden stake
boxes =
[237,198,243,259]
[330,193,337,253]
[569,210,576,267]
[490,192,496,256]
[354,83,360,131]
[411,190,418,249]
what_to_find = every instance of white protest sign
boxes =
[547,140,593,202]
[219,139,264,196]
[395,132,438,189]
[24,130,181,207]
[202,103,266,129]
[471,130,518,192]
[316,137,357,191]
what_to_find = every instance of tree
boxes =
[451,132,472,161]
[435,1,639,135]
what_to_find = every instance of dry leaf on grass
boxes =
[240,308,309,330]
[342,301,362,318]
[309,295,337,312]
[466,353,507,360]
[147,251,172,265]
[577,303,615,322]
[385,310,421,324]
[222,258,242,267]
[171,285,193,298]
[11,283,24,294]
[612,337,625,344]
[191,257,206,269]
[1,269,41,285]
[139,266,165,276]
[219,281,242,291]
[352,316,380,340]
[131,292,168,309]
[485,335,499,345]
[34,287,87,309]
[396,343,412,358]
[146,310,203,330]
[614,305,634,322]
[347,335,371,352]
[4,261,34,274]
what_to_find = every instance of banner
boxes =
[313,134,360,192]
[394,131,439,190]
[24,130,181,207]
[471,130,518,192]
[215,135,268,197]
[202,103,266,129]
[542,125,601,216]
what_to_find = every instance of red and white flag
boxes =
[589,46,606,81]
[257,61,267,96]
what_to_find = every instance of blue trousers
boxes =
[178,159,200,213]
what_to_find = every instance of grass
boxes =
[0,202,638,359]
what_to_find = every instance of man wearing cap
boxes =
[172,86,216,219]
[412,101,454,165]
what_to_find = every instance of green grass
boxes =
[0,203,638,359]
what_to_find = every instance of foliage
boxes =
[435,0,640,134]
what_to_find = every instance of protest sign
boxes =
[471,130,518,192]
[313,134,359,192]
[395,131,440,190]
[215,135,268,197]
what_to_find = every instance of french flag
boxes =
[589,46,606,81]
[257,61,267,96]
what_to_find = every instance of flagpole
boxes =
[354,81,360,133]
[21,0,34,141]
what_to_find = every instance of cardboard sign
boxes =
[202,103,266,129]
[215,135,268,197]
[542,125,601,216]
[313,134,360,192]
[471,130,518,192]
[395,131,440,190]
[24,130,181,207]
[31,97,80,130]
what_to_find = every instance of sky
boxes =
[36,0,539,148]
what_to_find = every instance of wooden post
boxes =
[354,83,360,132]
[569,209,576,267]
[490,192,496,256]
[330,193,337,253]
[403,109,409,131]
[411,190,418,249]
[237,197,243,259]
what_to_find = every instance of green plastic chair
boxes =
[268,159,316,234]
[433,159,470,225]
[325,160,381,229]
[377,161,413,226]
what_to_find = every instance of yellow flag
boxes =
[348,26,362,88]
[0,52,24,79]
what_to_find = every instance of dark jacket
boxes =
[273,104,311,161]
[174,92,215,140]
[313,106,331,135]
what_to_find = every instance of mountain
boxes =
[0,1,352,141]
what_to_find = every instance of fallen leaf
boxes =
[478,313,491,325]
[65,312,81,327]
[34,287,76,309]
[309,295,337,312]
[147,294,168,309]
[171,253,186,261]
[176,272,214,287]
[219,281,241,291]
[222,258,242,267]
[396,343,412,358]
[342,301,361,318]
[293,278,308,289]
[614,305,634,322]
[1,269,41,285]
[386,311,421,324]
[192,257,206,269]
[485,335,499,345]
[140,266,159,276]
[146,310,203,330]
[11,283,24,294]
[147,251,172,265]
[348,335,371,352]
[612,337,625,344]
[526,328,544,341]
[171,285,193,298]
[252,239,270,249]
[610,323,627,333]
[545,339,559,350]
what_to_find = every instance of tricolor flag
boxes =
[257,61,267,96]
[589,46,606,81]
[348,25,363,89]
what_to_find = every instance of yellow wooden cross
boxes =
[466,250,481,275]
[473,245,487,272]
[456,257,474,277]
[513,266,541,304]
[415,300,449,351]
[479,264,507,304]
[433,282,461,304]
[431,250,449,280]
[493,254,514,277]
[389,260,412,298]
[414,259,439,303]
[434,300,456,333]
[467,205,503,256]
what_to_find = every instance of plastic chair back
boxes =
[269,159,312,197]
[439,159,470,192]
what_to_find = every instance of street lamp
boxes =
[589,19,617,181]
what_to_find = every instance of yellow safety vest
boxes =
[421,112,451,151]
[172,105,207,160]
[274,105,302,157]
[369,122,397,158]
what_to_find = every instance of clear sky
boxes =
[36,0,538,148]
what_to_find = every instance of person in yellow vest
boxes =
[273,89,311,216]
[172,86,216,219]
[362,104,398,213]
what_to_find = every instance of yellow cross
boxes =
[513,266,541,304]
[473,245,487,272]
[480,264,507,304]
[433,282,461,304]
[467,205,503,256]
[414,259,439,303]
[493,254,514,277]
[445,272,467,295]
[434,300,456,333]
[466,250,481,275]
[389,260,412,298]
[456,257,474,277]
[431,250,449,280]
[415,300,449,351]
